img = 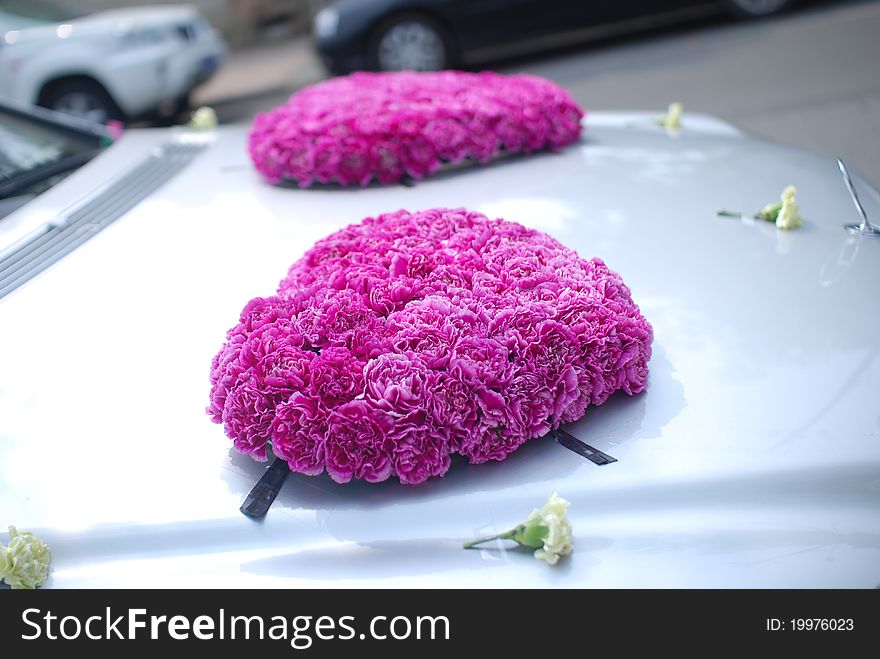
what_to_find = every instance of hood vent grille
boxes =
[0,137,209,300]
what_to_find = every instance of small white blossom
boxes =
[524,492,573,565]
[0,526,51,589]
[658,102,683,130]
[464,492,573,566]
[719,184,803,230]
[775,185,803,230]
[187,106,218,131]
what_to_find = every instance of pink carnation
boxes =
[308,347,363,406]
[363,353,437,416]
[272,393,327,476]
[248,71,584,187]
[390,415,452,485]
[325,400,394,484]
[208,208,653,484]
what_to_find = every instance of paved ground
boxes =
[194,0,880,184]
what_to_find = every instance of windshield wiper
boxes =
[0,151,97,200]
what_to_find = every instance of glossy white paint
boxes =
[1,113,879,588]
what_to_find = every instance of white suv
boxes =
[0,1,226,123]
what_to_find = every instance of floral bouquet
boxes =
[247,71,584,187]
[208,208,652,485]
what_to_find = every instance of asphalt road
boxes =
[197,0,880,185]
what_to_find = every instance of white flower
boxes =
[658,102,683,130]
[524,492,573,565]
[0,526,51,589]
[463,492,573,566]
[719,184,803,230]
[187,106,218,131]
[775,185,803,230]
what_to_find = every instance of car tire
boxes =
[368,14,454,72]
[39,78,123,125]
[721,0,794,18]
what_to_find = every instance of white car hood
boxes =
[1,113,878,588]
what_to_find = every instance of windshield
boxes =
[0,0,86,24]
[0,102,107,212]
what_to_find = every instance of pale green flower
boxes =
[775,185,803,230]
[464,492,573,565]
[658,102,683,130]
[718,184,803,230]
[0,526,51,589]
[754,185,801,228]
[186,106,218,131]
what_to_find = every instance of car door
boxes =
[588,0,715,25]
[447,0,598,53]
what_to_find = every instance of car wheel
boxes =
[721,0,794,18]
[40,78,123,125]
[369,15,452,71]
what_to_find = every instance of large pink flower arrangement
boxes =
[208,208,652,485]
[248,71,584,187]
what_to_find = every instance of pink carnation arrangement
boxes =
[208,208,652,485]
[248,71,584,187]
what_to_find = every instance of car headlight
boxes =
[313,7,339,39]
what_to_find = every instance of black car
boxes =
[312,0,794,74]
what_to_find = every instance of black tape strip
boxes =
[554,429,618,465]
[240,457,290,518]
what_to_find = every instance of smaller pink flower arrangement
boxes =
[247,71,584,187]
[208,208,652,485]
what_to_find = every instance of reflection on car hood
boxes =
[1,113,879,588]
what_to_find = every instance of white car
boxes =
[0,1,226,123]
[1,103,879,588]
